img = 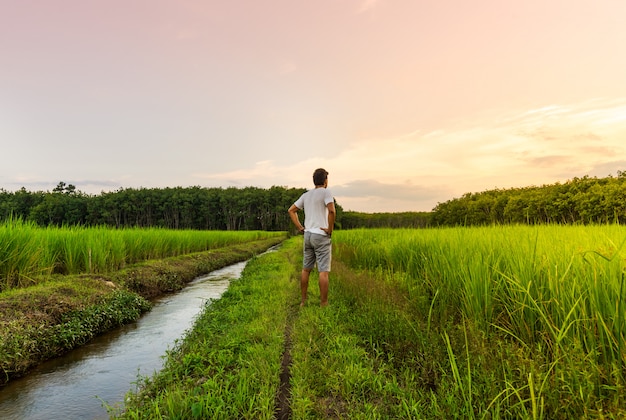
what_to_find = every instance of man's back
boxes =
[295,188,333,234]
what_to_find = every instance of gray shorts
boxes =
[303,231,332,272]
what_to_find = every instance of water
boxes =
[0,260,249,420]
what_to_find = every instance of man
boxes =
[288,168,336,307]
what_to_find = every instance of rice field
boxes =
[0,219,285,291]
[333,225,626,416]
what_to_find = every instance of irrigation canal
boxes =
[0,259,251,420]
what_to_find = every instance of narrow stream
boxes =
[0,259,250,420]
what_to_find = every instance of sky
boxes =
[2,0,626,212]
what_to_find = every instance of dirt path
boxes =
[274,303,298,419]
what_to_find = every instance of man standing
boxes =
[288,168,336,307]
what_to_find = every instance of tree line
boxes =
[5,172,623,231]
[431,172,626,226]
[1,182,432,231]
[341,211,432,229]
[0,183,314,231]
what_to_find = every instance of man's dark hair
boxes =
[313,168,329,186]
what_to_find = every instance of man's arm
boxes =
[288,204,305,233]
[322,201,336,236]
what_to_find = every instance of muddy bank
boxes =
[0,236,285,386]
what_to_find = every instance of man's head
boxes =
[313,168,329,187]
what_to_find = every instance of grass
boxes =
[0,276,151,385]
[332,226,626,418]
[6,225,626,418]
[0,218,285,291]
[115,238,301,419]
[0,236,285,386]
[334,226,626,367]
[118,226,626,418]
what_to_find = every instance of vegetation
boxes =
[114,239,301,419]
[117,228,625,418]
[329,227,626,418]
[432,172,626,226]
[0,276,151,386]
[111,236,285,300]
[0,218,285,291]
[0,183,309,230]
[6,171,626,231]
[5,171,626,417]
[341,211,432,229]
[0,233,285,386]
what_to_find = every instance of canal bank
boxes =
[0,259,254,419]
[0,236,285,387]
[116,237,302,419]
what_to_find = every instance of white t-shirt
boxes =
[293,187,334,235]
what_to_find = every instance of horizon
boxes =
[2,1,626,212]
[3,169,619,214]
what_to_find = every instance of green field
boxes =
[117,226,626,419]
[0,225,286,386]
[0,219,284,291]
[332,226,625,418]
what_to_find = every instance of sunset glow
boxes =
[2,1,626,211]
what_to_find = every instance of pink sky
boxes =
[2,0,626,212]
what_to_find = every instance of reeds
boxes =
[0,218,283,291]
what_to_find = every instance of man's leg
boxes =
[319,271,329,307]
[311,233,331,307]
[301,268,311,306]
[301,232,316,307]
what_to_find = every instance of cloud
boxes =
[332,179,449,211]
[2,178,122,193]
[333,179,439,200]
[193,160,290,185]
[192,98,626,212]
[588,161,626,178]
[524,155,572,168]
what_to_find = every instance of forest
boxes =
[432,171,626,226]
[0,183,311,231]
[340,210,431,229]
[1,172,625,230]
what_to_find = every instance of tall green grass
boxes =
[0,219,285,291]
[334,225,626,415]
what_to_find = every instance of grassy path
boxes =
[116,237,432,419]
